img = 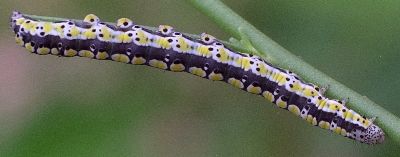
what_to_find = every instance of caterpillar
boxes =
[10,11,385,145]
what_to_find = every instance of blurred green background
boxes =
[0,0,399,156]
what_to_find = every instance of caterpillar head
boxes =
[363,124,385,144]
[352,124,385,144]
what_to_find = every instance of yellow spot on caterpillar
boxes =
[313,97,322,107]
[197,45,212,57]
[230,55,241,67]
[216,47,229,63]
[69,26,80,38]
[26,22,37,34]
[208,72,224,81]
[83,27,97,39]
[306,115,314,124]
[158,25,173,35]
[177,37,191,53]
[79,50,94,58]
[262,91,274,102]
[84,14,99,24]
[170,63,185,72]
[16,18,25,25]
[344,110,354,122]
[276,73,287,86]
[303,87,318,97]
[246,84,261,94]
[29,24,39,35]
[291,82,302,92]
[64,49,77,57]
[318,121,330,130]
[257,63,268,76]
[135,30,149,45]
[156,37,171,49]
[132,57,146,65]
[37,47,50,55]
[51,48,59,55]
[352,114,369,129]
[201,33,216,44]
[341,128,347,136]
[116,32,133,43]
[189,67,206,77]
[240,57,252,71]
[149,59,168,70]
[228,78,244,89]
[96,51,109,60]
[352,114,361,122]
[276,98,288,108]
[117,18,133,28]
[312,117,318,126]
[270,70,278,82]
[54,23,66,35]
[288,105,300,116]
[43,22,53,33]
[111,54,130,63]
[271,70,287,86]
[316,98,327,109]
[362,119,371,128]
[328,102,342,113]
[24,43,34,53]
[99,26,112,41]
[334,127,342,135]
[15,35,24,46]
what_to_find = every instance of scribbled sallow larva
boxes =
[10,11,385,144]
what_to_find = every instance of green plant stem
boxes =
[188,0,400,145]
